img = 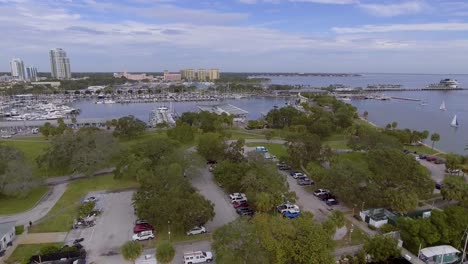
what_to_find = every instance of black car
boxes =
[320,193,336,201]
[289,170,298,176]
[435,182,442,190]
[419,154,427,160]
[239,209,254,216]
[236,207,252,214]
[277,163,291,170]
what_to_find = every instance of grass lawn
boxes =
[144,227,211,248]
[6,243,63,264]
[228,129,266,140]
[30,174,138,233]
[0,187,49,216]
[404,145,442,156]
[323,133,349,150]
[334,219,368,247]
[245,142,288,158]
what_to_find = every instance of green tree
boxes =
[112,115,146,139]
[286,132,323,168]
[39,122,53,138]
[121,241,143,263]
[364,235,400,263]
[441,176,468,203]
[167,122,195,143]
[156,242,175,264]
[430,133,440,149]
[264,130,274,142]
[445,153,462,172]
[363,111,368,120]
[197,132,227,162]
[391,121,398,129]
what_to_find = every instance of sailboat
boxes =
[440,100,446,111]
[451,115,459,127]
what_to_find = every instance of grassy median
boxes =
[0,187,48,215]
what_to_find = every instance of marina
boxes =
[149,105,177,127]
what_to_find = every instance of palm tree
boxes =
[430,133,440,149]
[363,111,369,120]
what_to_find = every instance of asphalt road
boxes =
[0,183,68,225]
[190,166,238,231]
[173,240,215,264]
[418,159,446,184]
[67,190,135,264]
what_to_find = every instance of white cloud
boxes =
[333,22,468,34]
[239,0,356,4]
[359,1,429,17]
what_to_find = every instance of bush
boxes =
[39,245,61,255]
[156,242,175,264]
[15,225,24,235]
[78,201,95,218]
[353,214,362,221]
[367,224,377,231]
[380,223,398,234]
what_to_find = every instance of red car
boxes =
[233,201,249,209]
[133,223,154,233]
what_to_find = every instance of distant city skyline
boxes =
[1,0,468,74]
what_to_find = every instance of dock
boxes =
[197,103,248,123]
[391,96,421,102]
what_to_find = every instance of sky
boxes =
[1,0,468,73]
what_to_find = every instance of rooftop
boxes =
[198,103,248,116]
[420,245,460,257]
[0,221,16,237]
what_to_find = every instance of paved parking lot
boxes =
[66,190,135,264]
[283,172,349,222]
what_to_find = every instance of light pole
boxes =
[168,220,171,242]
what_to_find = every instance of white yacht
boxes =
[427,79,459,89]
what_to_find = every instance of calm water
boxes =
[74,74,468,154]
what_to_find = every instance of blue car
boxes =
[282,209,301,219]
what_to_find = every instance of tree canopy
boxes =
[110,115,147,139]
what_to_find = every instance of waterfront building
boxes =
[197,69,207,81]
[49,48,71,79]
[26,66,38,81]
[198,103,248,123]
[10,58,25,80]
[0,75,12,82]
[31,81,61,88]
[180,69,196,81]
[208,69,220,80]
[163,70,182,81]
[113,71,154,81]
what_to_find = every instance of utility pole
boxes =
[461,228,468,263]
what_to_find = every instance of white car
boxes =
[231,196,247,203]
[292,172,305,179]
[186,226,207,236]
[229,193,246,199]
[132,230,155,241]
[83,196,98,203]
[183,251,213,264]
[277,203,300,213]
[1,135,12,139]
[313,189,330,197]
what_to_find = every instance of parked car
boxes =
[446,168,460,174]
[229,193,246,200]
[326,198,339,206]
[418,155,427,160]
[435,182,442,190]
[1,135,12,139]
[183,251,213,264]
[289,170,299,176]
[292,172,306,179]
[135,219,149,225]
[313,189,330,197]
[236,207,253,215]
[82,196,98,203]
[277,163,291,170]
[426,156,437,162]
[186,226,207,236]
[434,159,445,164]
[282,209,301,219]
[133,223,154,233]
[320,193,336,201]
[231,196,247,204]
[277,203,300,213]
[233,200,249,208]
[238,209,254,216]
[132,230,155,241]
[297,178,314,186]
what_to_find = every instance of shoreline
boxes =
[358,116,446,155]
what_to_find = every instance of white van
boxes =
[183,251,213,264]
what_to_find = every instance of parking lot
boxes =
[66,190,135,264]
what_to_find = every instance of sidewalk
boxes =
[20,232,67,244]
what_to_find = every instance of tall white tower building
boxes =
[10,58,25,80]
[26,66,38,81]
[49,48,71,79]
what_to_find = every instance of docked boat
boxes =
[427,79,459,89]
[149,105,176,127]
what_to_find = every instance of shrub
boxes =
[367,224,377,231]
[156,242,176,264]
[39,245,61,255]
[15,225,24,235]
[380,223,398,234]
[353,214,362,221]
[78,201,96,218]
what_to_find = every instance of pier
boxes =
[391,96,421,102]
[149,106,176,127]
[198,103,248,123]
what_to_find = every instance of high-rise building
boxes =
[26,66,38,81]
[180,69,196,81]
[208,69,220,81]
[10,58,25,80]
[49,48,71,79]
[197,69,207,81]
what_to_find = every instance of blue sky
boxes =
[1,0,468,73]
